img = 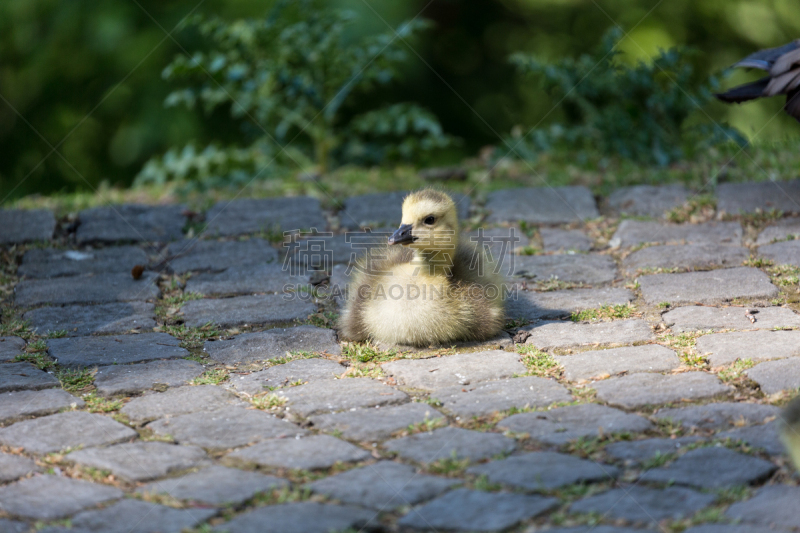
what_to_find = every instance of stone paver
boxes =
[204,326,341,365]
[555,344,680,381]
[663,305,800,332]
[308,461,458,510]
[382,350,525,390]
[15,272,160,307]
[212,502,374,533]
[25,301,156,337]
[185,264,304,296]
[594,372,731,409]
[638,267,778,305]
[467,451,618,491]
[68,441,206,481]
[398,488,559,531]
[205,197,326,236]
[94,359,204,396]
[227,359,346,395]
[610,220,742,248]
[0,452,40,482]
[469,227,528,259]
[148,406,306,450]
[0,363,59,393]
[640,447,777,488]
[0,209,56,244]
[506,287,634,321]
[746,357,800,394]
[0,411,136,454]
[544,528,648,533]
[120,385,246,424]
[136,465,288,505]
[0,475,122,520]
[654,402,780,430]
[340,191,469,229]
[717,420,785,456]
[623,243,748,272]
[725,485,800,530]
[433,376,571,417]
[289,231,387,266]
[227,435,370,470]
[76,204,185,244]
[279,378,408,417]
[384,427,515,463]
[607,184,690,217]
[180,294,316,328]
[18,246,147,279]
[69,499,217,533]
[47,332,187,367]
[569,485,716,523]
[759,239,800,268]
[539,228,592,252]
[696,330,800,366]
[511,254,617,284]
[498,404,653,445]
[718,179,800,214]
[605,437,702,465]
[485,186,599,224]
[756,218,800,245]
[310,402,444,442]
[164,238,278,273]
[0,336,25,362]
[523,319,654,350]
[685,525,794,533]
[0,389,84,424]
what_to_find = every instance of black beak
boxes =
[388,223,415,245]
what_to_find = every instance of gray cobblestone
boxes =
[18,246,147,279]
[605,437,702,465]
[756,218,800,245]
[0,411,136,454]
[164,238,278,273]
[638,267,778,305]
[310,402,443,442]
[184,264,303,297]
[485,186,599,224]
[467,451,618,490]
[0,363,59,393]
[639,447,777,488]
[506,287,634,321]
[69,498,217,533]
[0,389,84,424]
[382,350,526,390]
[226,358,346,395]
[0,452,40,482]
[94,359,204,396]
[211,502,374,533]
[555,344,680,381]
[25,302,156,337]
[205,197,326,236]
[180,294,316,328]
[279,378,408,417]
[746,357,800,394]
[654,402,780,430]
[15,272,160,307]
[0,336,25,362]
[570,485,716,523]
[47,332,186,367]
[725,485,800,529]
[611,220,742,248]
[0,209,56,245]
[623,243,748,273]
[718,179,800,214]
[663,305,800,332]
[539,228,592,252]
[433,376,571,417]
[204,326,341,365]
[76,204,185,244]
[498,404,653,445]
[512,254,617,284]
[696,330,800,366]
[226,434,370,470]
[120,385,246,424]
[148,406,306,450]
[523,319,654,350]
[68,441,207,481]
[759,239,800,267]
[594,372,731,409]
[384,427,515,463]
[0,475,122,520]
[607,184,689,217]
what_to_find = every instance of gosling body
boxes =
[339,190,505,346]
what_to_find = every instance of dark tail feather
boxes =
[786,90,800,123]
[734,40,800,70]
[715,77,771,103]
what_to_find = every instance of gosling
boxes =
[339,189,506,347]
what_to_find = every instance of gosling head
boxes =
[388,189,459,255]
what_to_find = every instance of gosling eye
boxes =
[423,215,435,226]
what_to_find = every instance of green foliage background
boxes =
[1,0,799,202]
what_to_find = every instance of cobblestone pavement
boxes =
[1,182,800,532]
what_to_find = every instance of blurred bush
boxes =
[500,29,747,165]
[136,1,455,190]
